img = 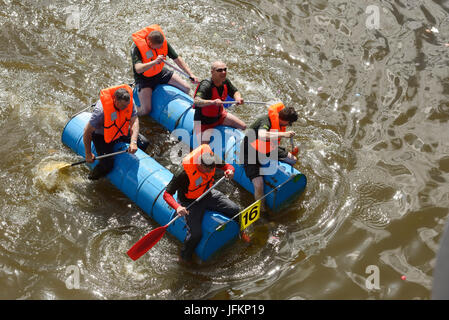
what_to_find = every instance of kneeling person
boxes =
[163,144,248,263]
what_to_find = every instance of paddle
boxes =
[215,173,299,231]
[290,136,299,156]
[127,176,226,261]
[225,100,275,105]
[59,149,128,170]
[163,60,199,84]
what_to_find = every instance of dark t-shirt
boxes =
[165,164,229,204]
[131,42,178,82]
[193,78,239,124]
[243,115,288,159]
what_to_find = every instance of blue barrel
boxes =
[61,112,239,261]
[134,85,307,211]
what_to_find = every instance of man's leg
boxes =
[205,189,240,218]
[137,86,152,116]
[280,152,297,165]
[118,133,150,152]
[251,176,266,211]
[181,201,207,262]
[167,73,190,94]
[89,133,115,180]
[206,189,251,242]
[222,112,247,130]
[278,147,297,165]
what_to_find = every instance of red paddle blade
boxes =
[127,225,168,261]
[292,147,299,156]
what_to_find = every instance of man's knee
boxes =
[252,177,264,194]
[137,88,152,115]
[138,100,151,115]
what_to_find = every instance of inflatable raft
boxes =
[61,112,239,261]
[134,84,307,211]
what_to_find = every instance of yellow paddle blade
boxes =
[39,161,71,173]
[33,160,75,192]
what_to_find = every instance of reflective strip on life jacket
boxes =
[182,144,216,199]
[101,84,133,143]
[250,102,286,154]
[132,24,168,78]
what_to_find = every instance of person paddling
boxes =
[163,144,250,264]
[193,61,247,145]
[131,24,199,116]
[83,84,149,180]
[240,103,298,211]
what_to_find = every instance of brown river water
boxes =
[0,0,448,300]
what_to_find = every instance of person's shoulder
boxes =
[196,79,213,94]
[88,100,104,128]
[224,78,234,86]
[199,78,212,87]
[131,44,141,59]
[91,100,104,116]
[250,114,270,130]
[171,165,187,179]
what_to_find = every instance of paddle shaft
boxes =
[216,174,298,231]
[163,60,197,83]
[290,136,299,156]
[225,100,273,105]
[70,149,127,167]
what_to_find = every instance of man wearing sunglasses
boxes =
[193,61,247,144]
[240,103,298,212]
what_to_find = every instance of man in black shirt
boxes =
[240,105,298,211]
[193,61,247,144]
[163,145,250,263]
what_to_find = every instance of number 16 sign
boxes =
[240,200,261,230]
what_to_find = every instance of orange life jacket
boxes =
[193,82,228,118]
[101,84,133,143]
[250,103,286,154]
[131,24,168,78]
[182,144,216,200]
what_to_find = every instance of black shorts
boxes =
[240,137,262,181]
[240,137,289,181]
[136,68,174,90]
[244,163,261,181]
